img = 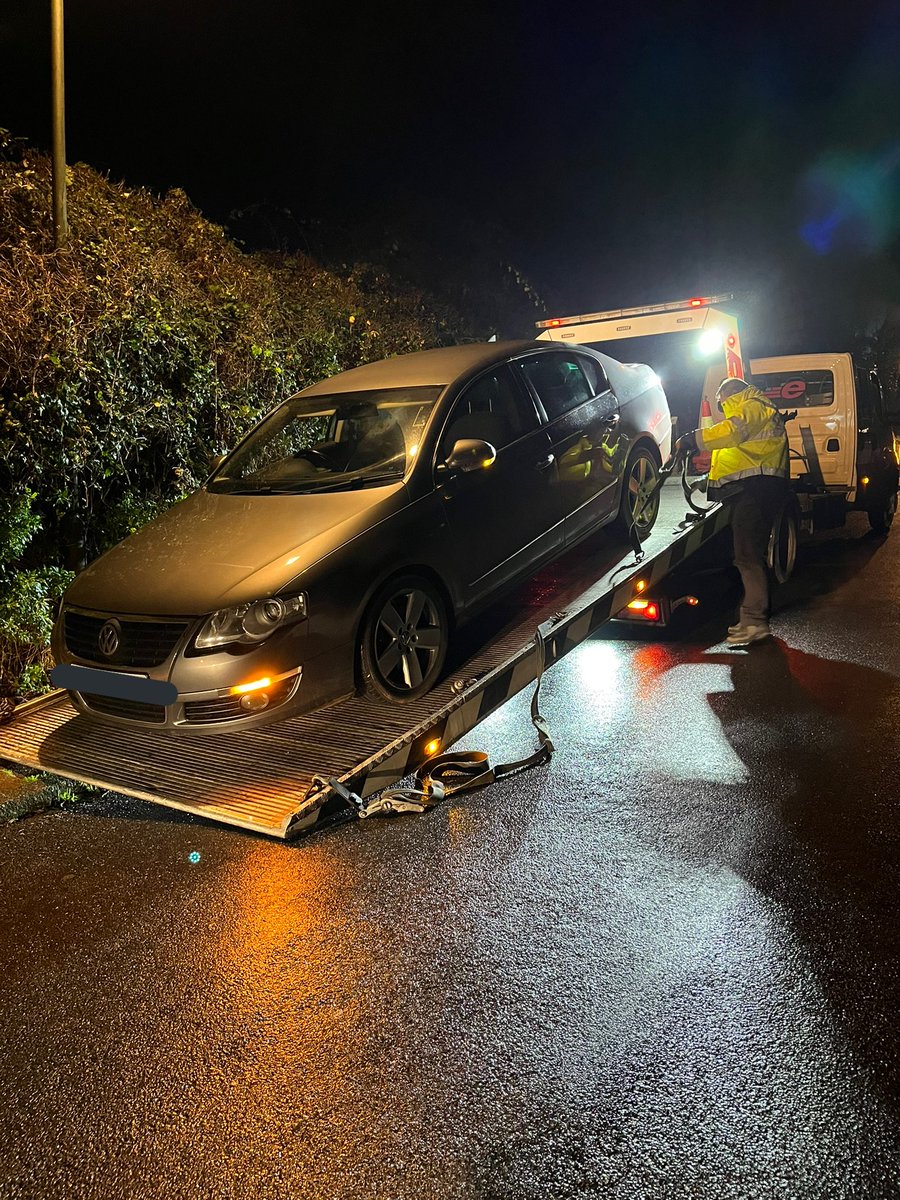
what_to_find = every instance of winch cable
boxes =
[307,627,556,820]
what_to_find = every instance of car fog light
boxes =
[240,692,270,712]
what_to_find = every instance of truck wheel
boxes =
[360,575,449,702]
[768,500,798,584]
[611,447,661,542]
[868,489,897,533]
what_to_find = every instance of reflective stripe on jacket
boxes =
[698,384,789,485]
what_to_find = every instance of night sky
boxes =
[3,1,900,354]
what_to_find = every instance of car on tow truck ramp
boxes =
[51,341,672,732]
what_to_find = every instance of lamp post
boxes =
[51,0,68,247]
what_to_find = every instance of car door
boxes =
[435,363,563,603]
[513,351,623,544]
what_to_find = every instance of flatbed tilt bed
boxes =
[0,486,729,839]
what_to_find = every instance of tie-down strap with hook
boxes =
[305,627,555,820]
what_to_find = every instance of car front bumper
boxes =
[52,605,317,733]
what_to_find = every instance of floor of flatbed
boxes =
[0,486,706,837]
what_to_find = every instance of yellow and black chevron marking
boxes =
[287,503,732,836]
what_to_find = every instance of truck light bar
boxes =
[536,294,736,331]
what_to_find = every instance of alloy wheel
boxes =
[364,580,447,700]
[627,453,660,532]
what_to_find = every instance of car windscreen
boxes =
[207,386,444,494]
[752,370,835,408]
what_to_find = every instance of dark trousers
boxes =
[713,476,789,626]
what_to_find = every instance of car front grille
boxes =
[81,693,167,724]
[64,611,190,668]
[183,677,297,725]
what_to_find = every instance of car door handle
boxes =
[602,413,620,429]
[534,453,555,470]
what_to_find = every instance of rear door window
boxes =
[514,354,595,419]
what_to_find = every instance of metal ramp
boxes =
[0,488,729,839]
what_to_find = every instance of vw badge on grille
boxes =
[98,619,121,658]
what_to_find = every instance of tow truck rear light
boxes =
[547,318,563,326]
[625,598,660,621]
[689,297,708,307]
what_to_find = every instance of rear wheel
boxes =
[868,488,897,533]
[767,500,799,584]
[611,447,661,542]
[360,576,449,702]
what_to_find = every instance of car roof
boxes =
[298,341,546,395]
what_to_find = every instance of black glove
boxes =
[674,431,697,456]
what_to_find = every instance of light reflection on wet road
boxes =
[1,512,898,1199]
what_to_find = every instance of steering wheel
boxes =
[295,447,335,469]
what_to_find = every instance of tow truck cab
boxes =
[701,352,900,533]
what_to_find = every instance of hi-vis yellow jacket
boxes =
[697,384,789,486]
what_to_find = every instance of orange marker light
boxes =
[231,677,272,695]
[635,579,647,593]
[861,476,870,486]
[425,738,441,756]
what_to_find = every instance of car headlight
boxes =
[194,593,308,650]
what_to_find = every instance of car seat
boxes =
[345,412,406,471]
[443,376,513,454]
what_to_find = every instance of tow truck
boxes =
[537,293,900,583]
[11,291,877,842]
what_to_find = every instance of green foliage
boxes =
[0,767,89,822]
[0,140,473,699]
[0,493,73,696]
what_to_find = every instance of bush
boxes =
[0,135,470,566]
[0,493,72,698]
[0,135,472,698]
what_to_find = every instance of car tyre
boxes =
[867,488,897,533]
[611,446,661,542]
[767,498,799,584]
[360,575,449,703]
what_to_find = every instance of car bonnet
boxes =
[64,485,407,616]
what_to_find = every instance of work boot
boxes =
[726,623,771,647]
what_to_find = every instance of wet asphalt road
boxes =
[1,512,899,1200]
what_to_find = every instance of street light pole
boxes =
[51,0,68,247]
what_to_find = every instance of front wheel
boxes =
[611,447,661,542]
[767,500,799,584]
[360,576,449,702]
[868,488,897,533]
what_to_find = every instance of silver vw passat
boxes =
[52,341,671,731]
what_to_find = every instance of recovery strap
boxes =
[306,627,556,820]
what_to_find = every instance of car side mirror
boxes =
[439,438,497,476]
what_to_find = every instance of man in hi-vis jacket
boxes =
[677,377,789,647]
